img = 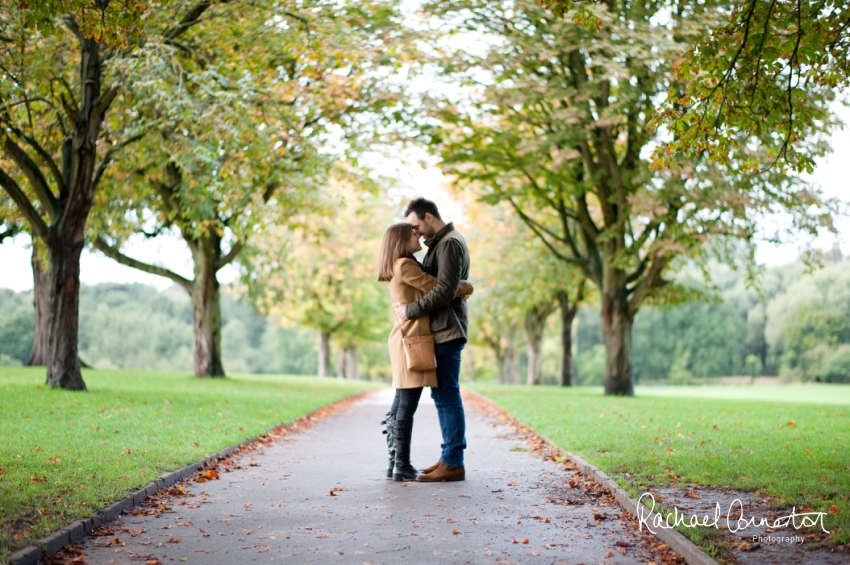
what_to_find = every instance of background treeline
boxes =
[3,249,848,384]
[567,251,850,385]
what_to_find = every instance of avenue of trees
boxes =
[1,0,847,395]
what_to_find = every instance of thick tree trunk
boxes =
[46,237,86,389]
[27,242,50,366]
[344,346,359,380]
[190,240,224,377]
[601,282,634,396]
[317,330,331,377]
[45,36,113,390]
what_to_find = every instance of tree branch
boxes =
[93,86,119,121]
[215,240,243,271]
[93,237,194,293]
[3,136,58,219]
[507,197,586,267]
[164,1,230,41]
[93,132,146,191]
[0,167,49,240]
[628,253,668,317]
[15,129,66,197]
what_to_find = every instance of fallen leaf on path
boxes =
[605,551,613,558]
[452,529,460,535]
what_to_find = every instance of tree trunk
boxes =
[345,346,359,380]
[601,282,634,396]
[26,241,50,366]
[556,284,583,387]
[45,36,113,390]
[317,330,331,377]
[190,239,224,377]
[558,303,575,387]
[494,349,507,384]
[524,303,554,386]
[46,237,86,389]
[504,328,519,384]
[337,346,346,378]
[525,336,542,385]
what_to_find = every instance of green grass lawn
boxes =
[0,367,381,563]
[472,383,850,549]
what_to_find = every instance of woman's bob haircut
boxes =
[377,222,414,282]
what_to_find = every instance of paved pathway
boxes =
[76,389,679,564]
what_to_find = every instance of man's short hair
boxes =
[404,197,442,221]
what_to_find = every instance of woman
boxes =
[377,222,473,481]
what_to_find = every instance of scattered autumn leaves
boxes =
[462,391,686,565]
[35,391,371,565]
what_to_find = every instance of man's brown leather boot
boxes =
[416,462,465,482]
[419,459,442,474]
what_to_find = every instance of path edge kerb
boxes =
[463,388,720,565]
[8,388,373,565]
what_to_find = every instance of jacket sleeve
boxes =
[457,280,474,297]
[397,259,439,294]
[405,239,463,320]
[399,261,473,298]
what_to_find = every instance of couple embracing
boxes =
[377,198,473,483]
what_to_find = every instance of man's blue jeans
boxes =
[431,339,466,467]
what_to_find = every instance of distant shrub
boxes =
[817,346,850,384]
[575,344,605,386]
[0,353,22,366]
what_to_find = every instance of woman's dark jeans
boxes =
[390,387,423,421]
[430,339,466,467]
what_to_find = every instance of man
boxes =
[393,197,470,482]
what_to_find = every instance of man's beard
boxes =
[420,224,436,240]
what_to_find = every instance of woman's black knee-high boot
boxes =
[381,411,396,478]
[393,418,419,482]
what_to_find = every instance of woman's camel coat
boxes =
[387,258,473,389]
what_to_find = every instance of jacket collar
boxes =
[424,222,454,248]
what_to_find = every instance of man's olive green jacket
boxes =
[405,222,470,344]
